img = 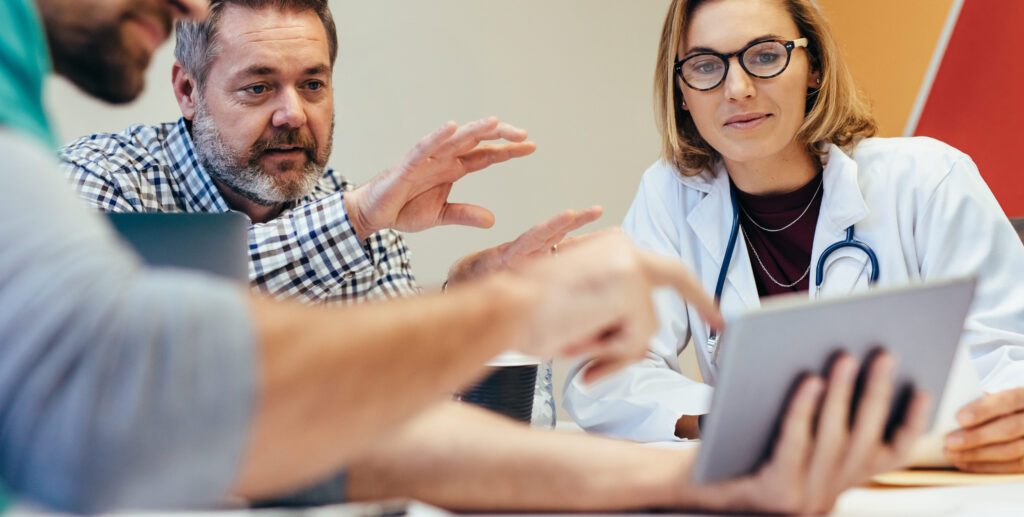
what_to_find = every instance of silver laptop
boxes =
[692,276,977,484]
[107,212,249,282]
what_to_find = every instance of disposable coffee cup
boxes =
[458,351,541,423]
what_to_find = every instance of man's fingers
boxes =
[846,354,896,460]
[769,376,824,475]
[437,117,529,157]
[636,250,724,330]
[458,142,537,174]
[406,121,459,166]
[957,388,1024,429]
[891,392,932,459]
[581,356,638,384]
[536,208,604,251]
[561,338,604,359]
[946,438,1024,464]
[869,391,933,476]
[557,206,604,236]
[809,356,856,462]
[539,231,571,252]
[403,118,532,177]
[946,412,1024,451]
[576,319,655,383]
[556,225,606,251]
[537,207,606,252]
[508,207,605,258]
[439,203,495,229]
[505,211,578,256]
[452,120,530,151]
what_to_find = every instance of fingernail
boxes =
[958,410,976,425]
[946,434,963,447]
[883,353,895,367]
[807,378,824,398]
[877,355,894,375]
[837,358,856,380]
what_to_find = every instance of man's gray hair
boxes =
[174,0,338,88]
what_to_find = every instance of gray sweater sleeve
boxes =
[0,130,257,513]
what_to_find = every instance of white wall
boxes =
[46,0,676,419]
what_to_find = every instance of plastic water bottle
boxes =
[531,360,556,428]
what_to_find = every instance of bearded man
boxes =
[60,0,598,304]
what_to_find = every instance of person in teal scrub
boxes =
[0,0,929,515]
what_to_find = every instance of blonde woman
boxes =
[565,0,1024,473]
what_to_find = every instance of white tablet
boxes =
[692,276,977,484]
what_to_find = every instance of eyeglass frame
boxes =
[674,37,809,92]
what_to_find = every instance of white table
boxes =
[8,480,1024,516]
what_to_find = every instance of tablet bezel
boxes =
[692,276,977,484]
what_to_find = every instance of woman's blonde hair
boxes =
[654,0,877,176]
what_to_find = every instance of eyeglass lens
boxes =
[680,41,791,90]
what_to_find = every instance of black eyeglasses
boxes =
[674,38,809,91]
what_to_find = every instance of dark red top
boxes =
[734,173,823,298]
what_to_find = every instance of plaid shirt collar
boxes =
[164,117,320,215]
[163,117,234,214]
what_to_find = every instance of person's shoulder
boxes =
[850,137,981,201]
[59,121,176,171]
[0,129,62,176]
[304,167,349,201]
[640,158,683,183]
[319,167,350,190]
[852,136,970,173]
[0,129,94,200]
[638,158,713,191]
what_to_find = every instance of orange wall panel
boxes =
[817,0,953,136]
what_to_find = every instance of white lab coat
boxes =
[564,137,1024,442]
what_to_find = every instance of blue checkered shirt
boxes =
[59,118,420,304]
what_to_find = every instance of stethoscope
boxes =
[705,186,880,357]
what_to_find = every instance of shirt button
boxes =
[343,272,355,280]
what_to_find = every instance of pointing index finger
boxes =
[637,250,724,330]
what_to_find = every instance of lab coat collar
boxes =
[685,160,760,310]
[681,144,870,309]
[810,144,872,297]
[818,144,869,235]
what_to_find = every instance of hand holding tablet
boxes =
[689,352,932,514]
[693,277,977,484]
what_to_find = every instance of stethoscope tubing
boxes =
[705,186,880,360]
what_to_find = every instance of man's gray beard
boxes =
[191,103,327,206]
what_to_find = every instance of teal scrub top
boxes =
[0,0,56,147]
[0,1,52,512]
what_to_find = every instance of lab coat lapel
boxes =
[810,145,871,299]
[685,163,760,311]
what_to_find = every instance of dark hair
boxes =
[174,0,338,88]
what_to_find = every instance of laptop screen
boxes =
[106,212,249,282]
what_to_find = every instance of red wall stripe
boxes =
[913,0,1024,217]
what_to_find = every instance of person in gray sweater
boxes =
[0,0,928,515]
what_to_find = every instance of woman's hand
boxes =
[945,387,1024,473]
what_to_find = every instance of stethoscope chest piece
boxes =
[703,187,880,370]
